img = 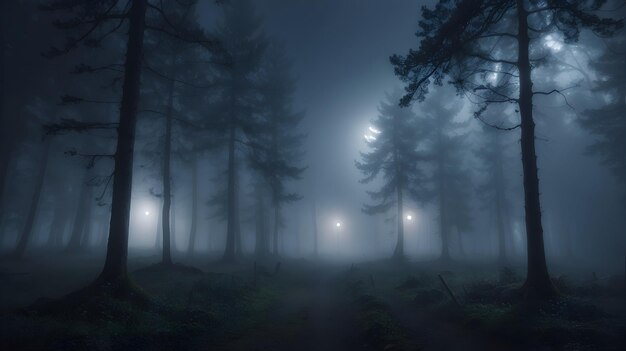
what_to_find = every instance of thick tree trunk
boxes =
[66,172,92,252]
[12,145,50,259]
[516,0,556,299]
[97,0,147,283]
[161,77,175,266]
[187,155,198,254]
[223,125,237,262]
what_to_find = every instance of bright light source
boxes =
[544,34,563,52]
[336,222,341,228]
[406,215,412,221]
[145,211,150,216]
[368,126,381,134]
[364,134,376,142]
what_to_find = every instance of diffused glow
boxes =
[406,215,412,221]
[544,34,563,52]
[368,126,381,134]
[364,134,376,142]
[336,222,341,228]
[145,211,150,216]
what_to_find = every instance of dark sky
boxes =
[197,0,427,239]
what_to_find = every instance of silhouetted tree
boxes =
[422,98,472,262]
[42,0,217,296]
[210,0,267,262]
[391,0,622,299]
[580,37,626,202]
[356,90,428,261]
[475,108,516,264]
[252,44,306,257]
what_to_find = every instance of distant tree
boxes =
[391,0,622,299]
[252,44,306,257]
[421,98,473,262]
[580,37,626,202]
[42,0,217,297]
[356,90,428,261]
[210,0,267,262]
[475,107,516,265]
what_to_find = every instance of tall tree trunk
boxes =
[0,0,9,235]
[495,188,507,265]
[393,185,404,260]
[12,145,50,259]
[223,125,237,262]
[161,77,175,266]
[66,172,91,252]
[46,183,72,248]
[97,0,147,284]
[187,155,198,254]
[311,198,318,258]
[272,203,280,257]
[516,0,556,299]
[79,188,93,248]
[155,197,162,249]
[254,185,267,259]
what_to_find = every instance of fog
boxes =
[0,1,624,350]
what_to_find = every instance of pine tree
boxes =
[210,0,267,262]
[252,44,306,257]
[356,90,428,261]
[391,0,622,299]
[580,37,626,202]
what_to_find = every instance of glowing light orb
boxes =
[336,222,341,228]
[145,211,150,216]
[406,215,412,221]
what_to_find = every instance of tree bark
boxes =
[12,145,50,259]
[187,155,198,254]
[516,0,556,299]
[97,0,147,283]
[161,76,175,266]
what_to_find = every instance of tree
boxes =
[580,37,626,202]
[391,0,622,299]
[475,107,516,264]
[42,0,217,296]
[421,97,473,262]
[252,44,306,257]
[211,0,267,262]
[356,90,427,261]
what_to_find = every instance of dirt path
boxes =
[222,271,365,351]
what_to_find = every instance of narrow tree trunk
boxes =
[66,172,91,252]
[12,145,50,259]
[0,0,9,237]
[254,185,267,259]
[97,0,147,283]
[222,125,237,262]
[47,184,72,248]
[496,190,507,265]
[516,0,556,299]
[393,185,404,260]
[311,198,318,258]
[79,188,93,248]
[155,197,162,249]
[161,77,175,266]
[272,202,280,256]
[187,155,198,254]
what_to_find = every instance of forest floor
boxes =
[0,251,625,350]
